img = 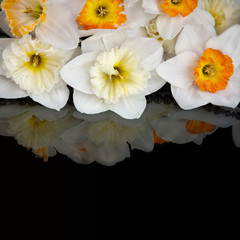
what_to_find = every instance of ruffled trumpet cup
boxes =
[0,0,85,50]
[0,35,76,110]
[76,0,154,38]
[60,31,166,119]
[156,24,240,109]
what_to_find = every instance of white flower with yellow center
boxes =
[0,35,76,110]
[62,110,155,166]
[156,24,240,109]
[60,31,166,119]
[142,0,215,40]
[200,0,240,35]
[0,0,85,50]
[0,103,83,162]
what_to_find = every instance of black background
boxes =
[0,125,239,237]
[0,125,239,236]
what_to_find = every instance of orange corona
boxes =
[1,0,46,38]
[186,120,216,134]
[194,48,234,93]
[160,0,198,17]
[77,0,127,30]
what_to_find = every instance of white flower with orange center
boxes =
[156,24,240,109]
[0,0,85,50]
[60,31,166,119]
[151,106,234,145]
[76,0,155,38]
[142,0,215,40]
[0,34,77,110]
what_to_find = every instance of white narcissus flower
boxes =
[156,24,240,110]
[142,0,215,40]
[76,0,155,38]
[151,105,234,145]
[60,30,166,119]
[200,0,240,35]
[0,35,78,110]
[0,104,83,162]
[0,0,85,50]
[62,109,155,166]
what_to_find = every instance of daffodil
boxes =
[60,30,165,119]
[142,0,215,40]
[0,103,82,162]
[62,109,154,166]
[200,0,240,35]
[76,0,154,38]
[151,104,234,144]
[156,24,240,109]
[0,0,85,50]
[0,35,78,110]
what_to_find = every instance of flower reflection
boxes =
[0,100,239,165]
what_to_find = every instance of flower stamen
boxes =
[97,6,108,17]
[31,54,41,68]
[202,64,214,76]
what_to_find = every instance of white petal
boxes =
[152,117,196,144]
[197,72,240,108]
[0,11,13,37]
[206,24,240,67]
[108,94,146,119]
[0,38,13,51]
[60,52,97,94]
[156,14,187,40]
[123,1,156,28]
[124,0,139,8]
[156,52,199,88]
[30,80,69,111]
[146,70,166,94]
[73,90,108,114]
[0,38,13,75]
[188,7,215,27]
[142,0,162,14]
[121,37,163,71]
[89,144,130,166]
[171,84,208,110]
[0,75,28,98]
[175,24,216,56]
[232,122,240,148]
[130,127,155,152]
[35,3,79,50]
[81,30,127,53]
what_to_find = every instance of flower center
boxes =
[146,17,163,41]
[1,0,46,37]
[76,0,127,30]
[31,54,41,68]
[202,64,214,76]
[171,0,182,4]
[89,47,150,104]
[160,0,198,17]
[194,48,234,93]
[21,5,43,20]
[97,6,108,17]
